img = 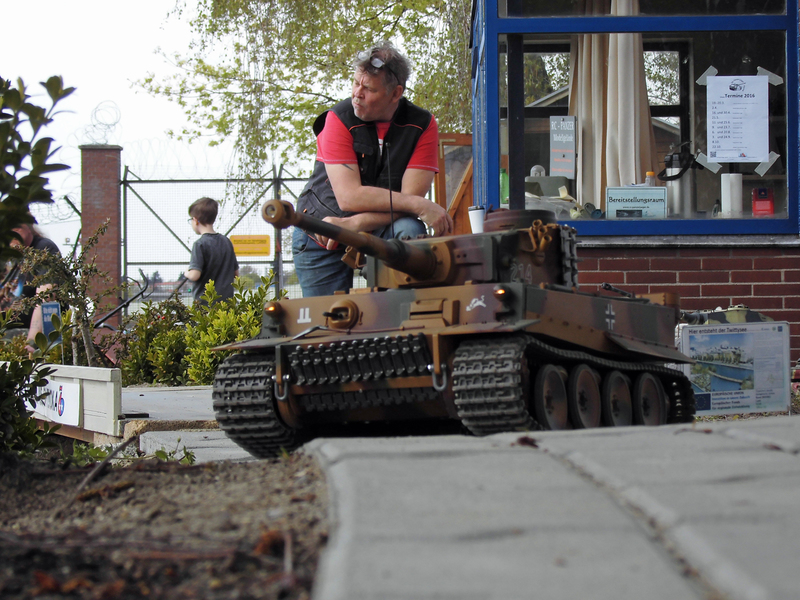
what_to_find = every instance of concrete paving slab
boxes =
[307,417,800,600]
[310,436,699,600]
[122,386,214,421]
[138,430,254,464]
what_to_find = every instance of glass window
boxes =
[499,0,786,18]
[499,30,789,222]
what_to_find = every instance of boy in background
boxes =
[184,197,239,304]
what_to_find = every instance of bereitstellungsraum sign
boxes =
[677,321,790,416]
[33,379,81,427]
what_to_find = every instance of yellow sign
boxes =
[230,235,271,256]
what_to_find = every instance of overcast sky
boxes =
[5,1,234,248]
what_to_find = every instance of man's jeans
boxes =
[292,217,426,297]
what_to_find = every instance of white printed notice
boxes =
[677,321,790,416]
[707,75,769,163]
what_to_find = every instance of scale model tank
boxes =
[212,199,696,457]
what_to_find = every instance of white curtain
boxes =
[568,0,659,209]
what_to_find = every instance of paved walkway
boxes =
[140,414,800,600]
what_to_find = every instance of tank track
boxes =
[288,333,431,385]
[212,352,299,458]
[300,386,440,412]
[453,333,695,436]
[452,336,538,435]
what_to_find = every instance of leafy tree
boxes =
[141,0,473,176]
[1,76,73,262]
[1,75,73,461]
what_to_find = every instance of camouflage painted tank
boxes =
[212,199,696,457]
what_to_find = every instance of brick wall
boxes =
[577,245,800,362]
[80,145,122,327]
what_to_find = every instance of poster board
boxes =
[605,187,668,219]
[677,321,790,416]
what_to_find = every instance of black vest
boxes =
[297,97,433,219]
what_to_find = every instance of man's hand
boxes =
[415,200,453,237]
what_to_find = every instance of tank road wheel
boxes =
[532,365,570,430]
[212,353,301,458]
[567,364,602,429]
[601,370,633,427]
[632,373,667,426]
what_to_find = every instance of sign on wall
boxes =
[33,380,81,426]
[707,75,769,163]
[549,116,576,179]
[677,321,790,416]
[230,235,271,256]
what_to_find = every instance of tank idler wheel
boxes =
[532,364,570,430]
[632,373,667,426]
[568,364,602,429]
[601,370,632,427]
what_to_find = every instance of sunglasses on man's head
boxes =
[357,50,398,85]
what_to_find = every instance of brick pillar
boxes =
[80,145,122,327]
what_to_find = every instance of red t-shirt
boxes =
[316,110,439,173]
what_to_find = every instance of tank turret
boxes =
[261,199,579,290]
[213,201,696,458]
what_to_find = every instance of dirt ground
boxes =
[0,451,328,600]
[1,391,797,600]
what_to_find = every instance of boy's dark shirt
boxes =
[188,232,239,303]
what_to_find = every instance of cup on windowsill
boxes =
[468,205,485,233]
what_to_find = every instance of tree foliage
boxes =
[141,0,473,176]
[1,76,73,263]
[1,75,72,461]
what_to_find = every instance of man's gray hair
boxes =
[354,40,410,90]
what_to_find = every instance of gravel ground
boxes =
[0,452,328,600]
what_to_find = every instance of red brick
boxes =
[650,284,701,298]
[576,248,605,259]
[81,145,122,326]
[702,284,752,297]
[747,247,795,257]
[753,283,800,297]
[783,270,800,283]
[679,248,733,258]
[732,297,785,310]
[650,258,703,271]
[701,257,753,271]
[680,297,730,311]
[626,271,677,284]
[754,256,800,270]
[578,257,599,271]
[764,311,800,325]
[598,258,650,271]
[679,271,730,284]
[579,272,624,285]
[784,296,800,309]
[731,270,782,283]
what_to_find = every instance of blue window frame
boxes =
[471,0,800,236]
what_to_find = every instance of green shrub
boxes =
[117,297,191,386]
[115,273,280,387]
[1,75,72,461]
[0,315,64,460]
[184,276,272,384]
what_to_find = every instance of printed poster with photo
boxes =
[677,321,790,416]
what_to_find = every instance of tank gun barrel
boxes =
[262,199,439,281]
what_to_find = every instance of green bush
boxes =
[116,273,279,387]
[0,313,64,459]
[1,75,73,461]
[118,297,191,386]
